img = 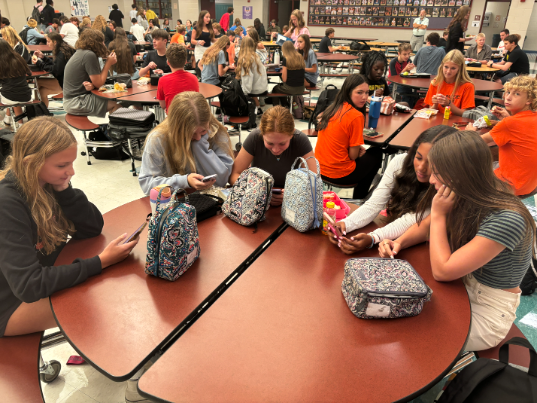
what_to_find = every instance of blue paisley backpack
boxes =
[145,188,200,281]
[281,156,323,232]
[222,167,274,227]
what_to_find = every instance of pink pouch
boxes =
[66,355,86,365]
[323,192,351,220]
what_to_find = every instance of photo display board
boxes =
[308,0,471,28]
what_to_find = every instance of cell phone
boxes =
[272,188,283,194]
[123,220,148,244]
[323,212,342,240]
[202,174,217,182]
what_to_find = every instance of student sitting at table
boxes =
[0,40,32,127]
[234,26,245,47]
[230,106,315,206]
[327,126,457,254]
[271,41,305,108]
[59,15,80,48]
[315,74,383,200]
[236,37,268,115]
[143,18,158,42]
[213,22,223,39]
[199,36,230,86]
[388,42,415,105]
[171,24,186,44]
[413,32,445,75]
[497,29,509,57]
[227,30,237,65]
[282,25,289,36]
[297,34,318,87]
[139,29,171,77]
[379,130,535,352]
[108,28,138,79]
[1,26,31,63]
[44,18,60,35]
[78,17,92,35]
[32,33,76,108]
[423,50,475,116]
[465,33,492,64]
[466,75,537,197]
[487,34,530,84]
[267,20,281,41]
[438,30,448,48]
[63,29,121,117]
[245,28,268,64]
[360,51,391,101]
[157,44,199,113]
[139,91,234,194]
[0,117,138,338]
[319,28,341,53]
[129,18,145,42]
[162,18,170,32]
[23,19,46,45]
[229,18,242,32]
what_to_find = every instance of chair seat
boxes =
[52,93,64,100]
[320,73,350,77]
[210,101,221,108]
[228,116,249,124]
[0,99,41,108]
[303,129,318,137]
[477,323,529,368]
[475,95,504,105]
[65,114,99,131]
[267,91,311,97]
[322,179,357,188]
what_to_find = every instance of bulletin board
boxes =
[70,0,90,17]
[308,0,472,29]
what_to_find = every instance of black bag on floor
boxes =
[0,129,14,169]
[350,41,370,51]
[308,84,339,132]
[218,76,249,117]
[88,126,129,160]
[108,108,155,128]
[521,257,537,296]
[26,102,53,120]
[175,192,224,222]
[437,337,537,403]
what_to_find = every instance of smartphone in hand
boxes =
[123,219,149,244]
[202,174,217,183]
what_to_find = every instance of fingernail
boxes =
[343,231,346,235]
[350,237,354,240]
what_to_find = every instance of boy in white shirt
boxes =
[129,4,138,21]
[59,16,79,47]
[497,29,509,56]
[130,18,145,42]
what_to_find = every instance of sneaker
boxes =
[3,116,12,126]
[125,379,151,403]
[256,108,263,116]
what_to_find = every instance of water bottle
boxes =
[150,185,172,215]
[322,201,337,235]
[368,96,382,130]
[274,50,280,65]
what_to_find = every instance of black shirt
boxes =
[438,38,447,48]
[142,50,171,73]
[36,51,70,87]
[195,30,212,47]
[102,27,115,48]
[446,21,464,53]
[282,58,305,87]
[364,76,391,97]
[504,45,530,75]
[319,36,332,53]
[0,75,32,103]
[109,9,124,28]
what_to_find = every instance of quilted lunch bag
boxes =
[145,188,200,281]
[281,156,323,232]
[222,167,274,227]
[342,258,432,319]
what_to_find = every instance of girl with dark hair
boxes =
[192,10,216,72]
[253,18,265,40]
[379,131,535,351]
[315,74,383,199]
[446,5,473,53]
[296,34,318,87]
[108,27,137,78]
[328,125,457,254]
[32,32,76,107]
[360,50,390,101]
[0,40,32,127]
[162,18,170,31]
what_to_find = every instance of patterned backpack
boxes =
[222,167,274,227]
[281,156,323,232]
[145,188,200,281]
[342,258,432,319]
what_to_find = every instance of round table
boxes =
[91,81,158,100]
[28,44,52,53]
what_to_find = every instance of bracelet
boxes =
[365,233,375,249]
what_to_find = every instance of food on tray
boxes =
[114,82,127,91]
[98,86,107,92]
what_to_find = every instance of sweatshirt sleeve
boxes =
[342,153,406,232]
[0,194,102,304]
[190,132,233,188]
[37,56,55,74]
[54,185,104,240]
[51,52,66,79]
[370,209,430,243]
[241,68,254,95]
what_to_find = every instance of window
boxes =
[135,0,172,19]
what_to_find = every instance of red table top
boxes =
[117,82,222,104]
[364,109,416,146]
[389,74,503,93]
[31,70,49,77]
[51,197,284,380]
[28,44,52,52]
[139,224,471,403]
[91,81,157,100]
[316,53,359,62]
[311,36,378,42]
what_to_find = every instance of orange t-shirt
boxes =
[315,103,364,178]
[490,110,537,196]
[424,80,475,114]
[227,43,235,65]
[171,33,185,45]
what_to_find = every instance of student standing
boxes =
[413,32,446,75]
[487,34,530,84]
[284,9,310,49]
[139,29,171,76]
[315,74,383,199]
[109,4,124,28]
[41,0,58,28]
[199,36,230,86]
[446,6,473,53]
[0,117,137,338]
[92,15,115,48]
[271,41,305,107]
[296,34,318,87]
[129,4,138,22]
[139,92,234,194]
[411,9,429,52]
[157,44,199,113]
[32,0,46,32]
[219,7,234,33]
[192,11,216,76]
[59,15,79,47]
[319,28,341,53]
[236,37,268,114]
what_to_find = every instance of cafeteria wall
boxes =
[524,3,537,51]
[504,0,537,49]
[232,0,268,27]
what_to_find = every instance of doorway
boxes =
[480,0,510,47]
[215,3,233,23]
[270,0,300,28]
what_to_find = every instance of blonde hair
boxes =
[236,36,262,80]
[149,92,234,175]
[504,75,537,111]
[1,26,30,52]
[0,117,77,255]
[259,106,295,136]
[281,41,305,70]
[476,33,486,39]
[200,35,229,67]
[81,17,92,28]
[433,49,472,101]
[91,15,108,33]
[27,19,38,28]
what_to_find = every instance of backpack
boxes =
[521,257,537,296]
[25,102,53,120]
[19,27,32,45]
[0,129,14,169]
[437,337,537,403]
[281,156,323,232]
[350,41,370,51]
[222,167,274,228]
[308,84,339,132]
[88,126,129,160]
[218,76,249,117]
[31,6,44,24]
[292,95,304,119]
[145,188,200,281]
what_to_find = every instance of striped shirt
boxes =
[474,210,532,289]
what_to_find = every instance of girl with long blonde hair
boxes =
[284,9,310,49]
[246,28,268,64]
[0,117,137,337]
[0,25,31,62]
[139,91,234,195]
[423,49,474,116]
[199,35,230,85]
[271,41,305,107]
[92,14,115,47]
[237,36,268,114]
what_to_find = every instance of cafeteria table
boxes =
[51,198,285,380]
[91,81,158,100]
[364,109,417,147]
[28,44,52,54]
[139,221,471,403]
[316,53,359,74]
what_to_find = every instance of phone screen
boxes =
[202,174,217,182]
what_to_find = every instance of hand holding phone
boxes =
[202,174,217,183]
[323,212,342,240]
[123,218,149,244]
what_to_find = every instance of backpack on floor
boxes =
[25,102,53,120]
[222,167,274,228]
[437,337,537,403]
[237,96,257,131]
[308,84,339,132]
[521,257,537,296]
[88,125,129,160]
[218,76,249,117]
[281,156,323,232]
[145,188,200,281]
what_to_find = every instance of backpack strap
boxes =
[499,337,537,377]
[170,188,188,205]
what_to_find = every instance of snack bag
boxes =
[380,96,395,115]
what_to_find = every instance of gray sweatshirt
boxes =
[240,59,268,96]
[414,46,446,75]
[138,130,234,195]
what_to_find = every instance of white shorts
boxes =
[1,95,24,106]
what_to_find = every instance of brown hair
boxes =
[195,10,214,41]
[177,24,186,34]
[166,43,188,69]
[236,36,262,80]
[505,34,521,44]
[247,27,260,47]
[47,32,76,61]
[70,16,80,24]
[289,9,306,33]
[200,35,229,67]
[1,26,30,53]
[398,43,412,53]
[281,41,305,70]
[448,5,470,30]
[325,27,334,36]
[259,106,295,136]
[108,28,134,75]
[151,29,169,41]
[76,28,109,58]
[0,40,31,79]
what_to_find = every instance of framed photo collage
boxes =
[308,0,472,28]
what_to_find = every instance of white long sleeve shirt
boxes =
[341,153,430,242]
[240,59,268,96]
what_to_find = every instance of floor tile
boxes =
[41,377,77,403]
[58,389,100,403]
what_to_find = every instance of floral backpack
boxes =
[342,258,432,319]
[145,188,200,281]
[222,167,274,227]
[281,156,323,232]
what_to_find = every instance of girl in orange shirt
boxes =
[423,49,475,116]
[315,74,383,199]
